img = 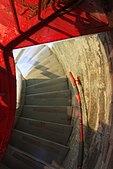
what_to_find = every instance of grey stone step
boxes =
[29,46,52,65]
[15,45,45,64]
[21,105,72,124]
[10,129,69,164]
[2,145,48,169]
[25,90,71,106]
[26,54,60,77]
[26,76,68,94]
[0,163,9,169]
[26,77,51,87]
[36,52,58,65]
[17,46,52,78]
[15,117,73,145]
[26,71,65,87]
[25,65,64,80]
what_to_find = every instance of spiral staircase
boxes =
[0,45,73,169]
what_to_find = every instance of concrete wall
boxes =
[50,31,113,169]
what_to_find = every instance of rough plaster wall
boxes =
[51,31,113,169]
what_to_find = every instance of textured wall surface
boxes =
[50,30,113,169]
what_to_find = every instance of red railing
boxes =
[69,72,84,169]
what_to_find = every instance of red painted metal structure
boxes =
[0,0,112,161]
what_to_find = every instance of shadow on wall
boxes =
[92,29,113,169]
[25,63,61,87]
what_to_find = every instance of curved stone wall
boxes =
[50,31,113,169]
[15,66,26,125]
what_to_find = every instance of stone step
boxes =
[17,46,52,77]
[9,129,69,164]
[0,163,10,169]
[25,64,64,80]
[26,77,50,87]
[21,105,72,124]
[2,145,48,169]
[28,46,52,65]
[26,76,68,94]
[26,53,61,77]
[14,45,45,64]
[25,90,71,106]
[26,67,65,87]
[15,117,73,145]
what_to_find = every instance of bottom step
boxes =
[9,129,69,164]
[2,145,47,169]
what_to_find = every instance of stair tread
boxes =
[19,46,52,77]
[25,51,64,78]
[15,45,45,64]
[15,117,72,144]
[26,77,60,87]
[21,105,72,124]
[25,90,71,106]
[10,129,69,164]
[27,87,68,95]
[26,76,67,88]
[11,129,69,148]
[16,117,72,127]
[29,46,52,64]
[26,82,68,94]
[23,105,72,108]
[26,89,70,96]
[3,145,48,169]
[26,67,64,80]
[27,54,60,73]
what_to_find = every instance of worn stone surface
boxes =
[50,30,113,169]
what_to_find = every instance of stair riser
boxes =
[26,83,68,94]
[18,47,52,77]
[26,66,64,80]
[26,73,65,86]
[15,46,45,64]
[30,46,52,64]
[15,118,72,144]
[25,97,71,106]
[3,147,45,169]
[23,47,52,76]
[26,78,50,87]
[27,76,67,88]
[10,130,69,164]
[21,106,72,124]
[27,55,60,75]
